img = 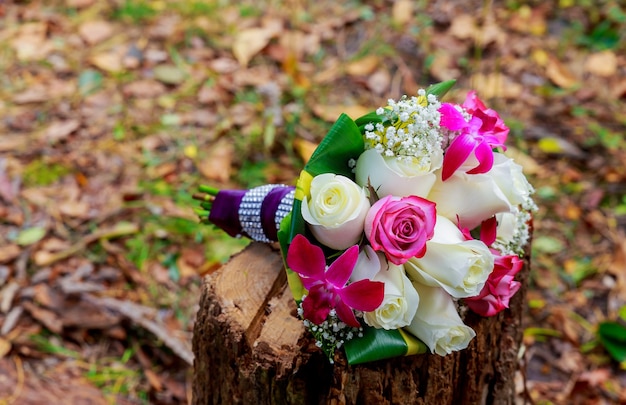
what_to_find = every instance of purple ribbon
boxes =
[208,185,295,242]
[261,186,294,241]
[208,189,246,238]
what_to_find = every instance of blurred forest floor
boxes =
[1,0,625,403]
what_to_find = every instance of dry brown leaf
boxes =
[470,73,523,99]
[392,0,413,25]
[44,120,80,143]
[12,86,48,104]
[449,14,477,40]
[0,337,11,359]
[546,57,577,88]
[22,301,63,334]
[65,0,95,8]
[429,52,460,82]
[312,104,370,122]
[123,80,167,98]
[78,20,114,46]
[367,69,391,95]
[232,27,276,67]
[345,55,380,76]
[198,139,234,182]
[584,51,617,77]
[89,52,123,73]
[145,368,163,392]
[11,23,54,61]
[59,200,90,218]
[293,138,317,164]
[0,245,20,263]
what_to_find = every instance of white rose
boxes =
[355,148,443,198]
[350,246,420,330]
[405,282,476,356]
[404,216,494,298]
[488,153,534,207]
[301,173,370,250]
[494,212,517,246]
[428,153,532,230]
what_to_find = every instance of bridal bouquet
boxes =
[195,80,536,364]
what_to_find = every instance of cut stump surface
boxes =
[193,242,530,405]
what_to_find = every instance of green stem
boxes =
[194,208,211,217]
[198,185,220,196]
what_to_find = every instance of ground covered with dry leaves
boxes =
[1,0,625,403]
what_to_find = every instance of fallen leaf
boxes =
[89,52,123,73]
[22,301,63,334]
[10,23,54,61]
[546,57,577,88]
[470,73,523,99]
[0,245,20,263]
[59,200,90,218]
[392,0,413,25]
[12,86,49,104]
[312,104,371,122]
[0,337,11,359]
[198,139,234,182]
[15,227,47,246]
[232,27,276,67]
[537,136,585,158]
[345,55,380,76]
[154,64,186,85]
[449,14,477,40]
[44,120,80,143]
[367,69,391,95]
[293,138,317,164]
[78,20,114,45]
[123,79,166,98]
[584,51,617,77]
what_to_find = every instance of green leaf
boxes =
[78,69,103,96]
[304,113,364,178]
[344,327,427,365]
[16,227,47,246]
[426,79,456,98]
[598,321,626,362]
[532,235,564,254]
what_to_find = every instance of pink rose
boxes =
[464,254,523,316]
[364,195,436,265]
[462,91,509,144]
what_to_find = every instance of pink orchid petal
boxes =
[466,141,494,175]
[334,300,360,328]
[442,133,476,180]
[325,245,359,287]
[480,216,498,246]
[302,285,333,325]
[287,234,326,280]
[439,103,468,131]
[339,279,384,312]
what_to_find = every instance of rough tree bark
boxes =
[192,241,531,405]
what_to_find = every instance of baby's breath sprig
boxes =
[298,301,364,363]
[363,89,444,169]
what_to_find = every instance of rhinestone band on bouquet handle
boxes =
[194,80,536,364]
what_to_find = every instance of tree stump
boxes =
[192,242,531,405]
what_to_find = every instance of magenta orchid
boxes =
[438,92,510,181]
[286,234,384,327]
